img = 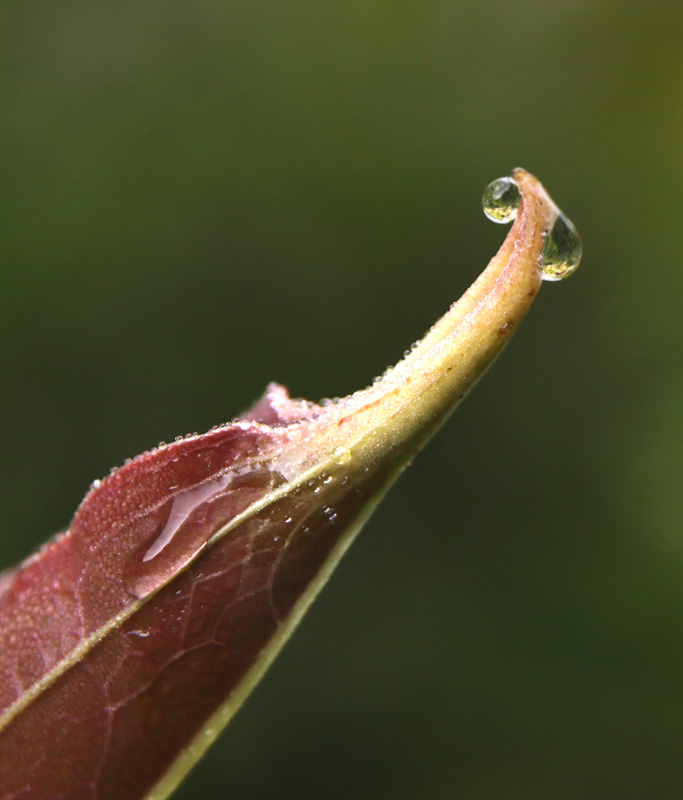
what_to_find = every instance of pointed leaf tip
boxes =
[0,170,575,800]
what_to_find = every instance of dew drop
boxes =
[333,446,352,465]
[540,212,582,281]
[482,177,521,224]
[142,473,234,563]
[124,469,255,599]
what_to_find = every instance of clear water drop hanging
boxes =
[482,177,521,223]
[540,212,582,281]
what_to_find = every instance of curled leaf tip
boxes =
[0,170,577,800]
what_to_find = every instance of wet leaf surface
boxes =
[0,170,571,799]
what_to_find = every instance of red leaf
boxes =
[0,170,575,799]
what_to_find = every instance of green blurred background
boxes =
[4,1,683,797]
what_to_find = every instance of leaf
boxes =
[0,169,570,799]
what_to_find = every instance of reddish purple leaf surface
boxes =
[0,170,570,799]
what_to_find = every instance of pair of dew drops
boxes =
[482,176,582,281]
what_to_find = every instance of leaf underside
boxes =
[0,169,565,800]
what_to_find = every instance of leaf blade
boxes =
[0,169,564,799]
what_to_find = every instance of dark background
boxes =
[4,2,683,798]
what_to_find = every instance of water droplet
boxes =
[142,473,234,563]
[540,212,582,281]
[333,446,352,465]
[482,177,520,224]
[125,474,235,599]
